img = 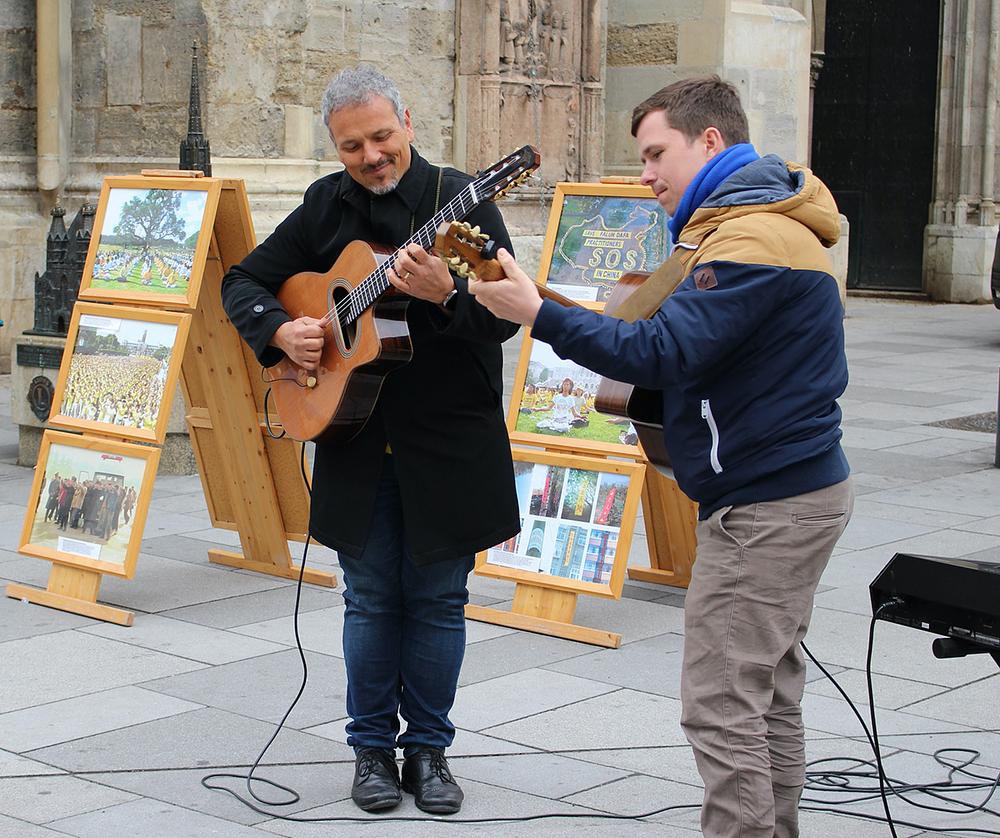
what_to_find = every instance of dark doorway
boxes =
[811,0,940,290]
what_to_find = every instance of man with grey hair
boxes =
[222,65,521,816]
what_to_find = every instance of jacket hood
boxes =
[683,155,841,247]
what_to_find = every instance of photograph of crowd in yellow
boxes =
[20,432,159,577]
[79,177,220,308]
[50,304,190,444]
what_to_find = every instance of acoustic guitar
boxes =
[433,221,671,470]
[269,146,540,443]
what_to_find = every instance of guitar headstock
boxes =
[472,145,541,204]
[433,221,505,282]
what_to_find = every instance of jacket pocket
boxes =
[700,398,723,474]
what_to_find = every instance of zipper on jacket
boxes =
[701,399,723,474]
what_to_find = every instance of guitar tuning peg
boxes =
[468,270,477,281]
[448,255,462,266]
[477,231,489,242]
[470,225,481,237]
[457,262,470,277]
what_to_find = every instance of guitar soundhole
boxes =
[330,285,357,352]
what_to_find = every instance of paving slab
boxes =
[0,774,136,824]
[0,630,205,715]
[484,689,688,750]
[901,674,1000,729]
[141,649,347,730]
[254,778,632,838]
[26,707,347,773]
[458,629,590,686]
[80,613,288,665]
[0,592,98,642]
[96,554,288,613]
[157,585,339,629]
[0,686,202,752]
[542,632,684,696]
[804,667,952,710]
[852,498,981,528]
[87,764,335,826]
[564,773,701,819]
[449,751,631,799]
[0,749,65,778]
[232,607,343,658]
[0,813,73,838]
[48,796,274,838]
[808,606,998,685]
[802,692,976,739]
[452,668,617,732]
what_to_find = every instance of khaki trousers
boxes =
[681,479,854,838]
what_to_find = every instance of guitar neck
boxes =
[344,186,480,324]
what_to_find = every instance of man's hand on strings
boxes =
[467,248,543,327]
[388,244,455,305]
[272,316,328,370]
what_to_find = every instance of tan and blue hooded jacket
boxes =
[531,155,850,517]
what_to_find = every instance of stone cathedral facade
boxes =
[1,0,996,372]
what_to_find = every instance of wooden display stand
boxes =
[467,585,621,648]
[466,448,645,648]
[8,566,134,626]
[629,466,698,588]
[7,172,333,626]
[180,179,335,588]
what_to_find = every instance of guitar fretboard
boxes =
[334,184,480,326]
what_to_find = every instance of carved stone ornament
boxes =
[27,375,55,422]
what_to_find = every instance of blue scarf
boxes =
[668,142,760,243]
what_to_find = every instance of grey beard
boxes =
[367,180,399,196]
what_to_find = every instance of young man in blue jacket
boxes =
[469,76,854,838]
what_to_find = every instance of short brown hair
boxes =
[630,75,750,145]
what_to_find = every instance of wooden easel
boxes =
[7,173,333,626]
[179,178,335,588]
[8,565,134,626]
[466,584,621,648]
[629,466,698,588]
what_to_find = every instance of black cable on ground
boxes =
[199,464,999,830]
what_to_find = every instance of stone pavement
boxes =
[1,297,999,837]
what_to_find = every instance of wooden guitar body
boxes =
[272,240,413,443]
[595,270,671,470]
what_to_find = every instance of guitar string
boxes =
[326,158,530,326]
[325,184,478,325]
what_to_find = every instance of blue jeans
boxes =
[338,457,473,756]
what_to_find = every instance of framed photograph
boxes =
[49,303,191,444]
[19,431,160,578]
[78,176,222,309]
[536,182,670,305]
[476,447,645,599]
[507,331,641,458]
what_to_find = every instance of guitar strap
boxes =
[611,231,712,323]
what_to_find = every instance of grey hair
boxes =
[320,65,406,135]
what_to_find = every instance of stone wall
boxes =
[604,0,811,176]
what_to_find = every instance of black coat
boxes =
[221,148,521,564]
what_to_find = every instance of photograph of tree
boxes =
[56,312,179,433]
[26,439,149,567]
[514,338,636,448]
[89,188,208,296]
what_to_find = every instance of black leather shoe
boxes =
[351,747,401,812]
[401,747,464,814]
